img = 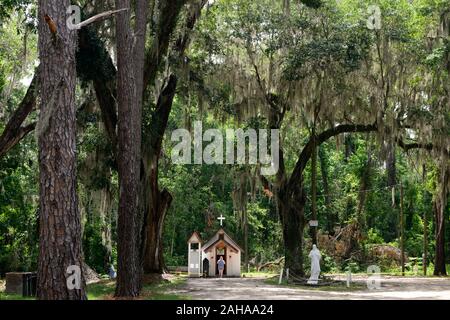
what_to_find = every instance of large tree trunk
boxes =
[433,163,449,276]
[278,182,306,277]
[142,165,173,273]
[142,76,177,273]
[36,0,86,300]
[114,0,148,297]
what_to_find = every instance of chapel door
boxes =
[215,246,227,276]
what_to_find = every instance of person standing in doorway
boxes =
[217,256,226,278]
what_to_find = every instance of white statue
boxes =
[307,244,321,285]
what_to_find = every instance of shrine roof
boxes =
[202,228,244,253]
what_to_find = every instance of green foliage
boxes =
[284,4,372,80]
[366,228,384,244]
[0,11,37,107]
[425,46,448,67]
[320,252,338,273]
[0,137,38,275]
[343,261,360,273]
[0,0,33,24]
[82,215,109,274]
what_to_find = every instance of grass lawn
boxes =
[140,275,190,300]
[0,291,36,300]
[87,274,192,300]
[0,274,191,300]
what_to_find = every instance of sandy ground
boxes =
[169,275,450,300]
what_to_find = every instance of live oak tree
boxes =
[428,6,449,276]
[141,0,208,274]
[36,0,86,299]
[187,0,449,276]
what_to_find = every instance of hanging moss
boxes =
[76,27,116,86]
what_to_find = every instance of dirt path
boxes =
[170,275,450,300]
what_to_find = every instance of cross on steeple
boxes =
[217,214,226,227]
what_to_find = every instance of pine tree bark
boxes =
[115,0,148,297]
[37,0,86,300]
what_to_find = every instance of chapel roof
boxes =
[202,228,244,253]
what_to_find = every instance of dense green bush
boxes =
[82,216,110,274]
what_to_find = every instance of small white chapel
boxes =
[188,215,243,277]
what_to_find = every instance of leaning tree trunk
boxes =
[139,2,207,275]
[0,73,37,159]
[37,0,86,300]
[141,76,177,274]
[433,163,449,276]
